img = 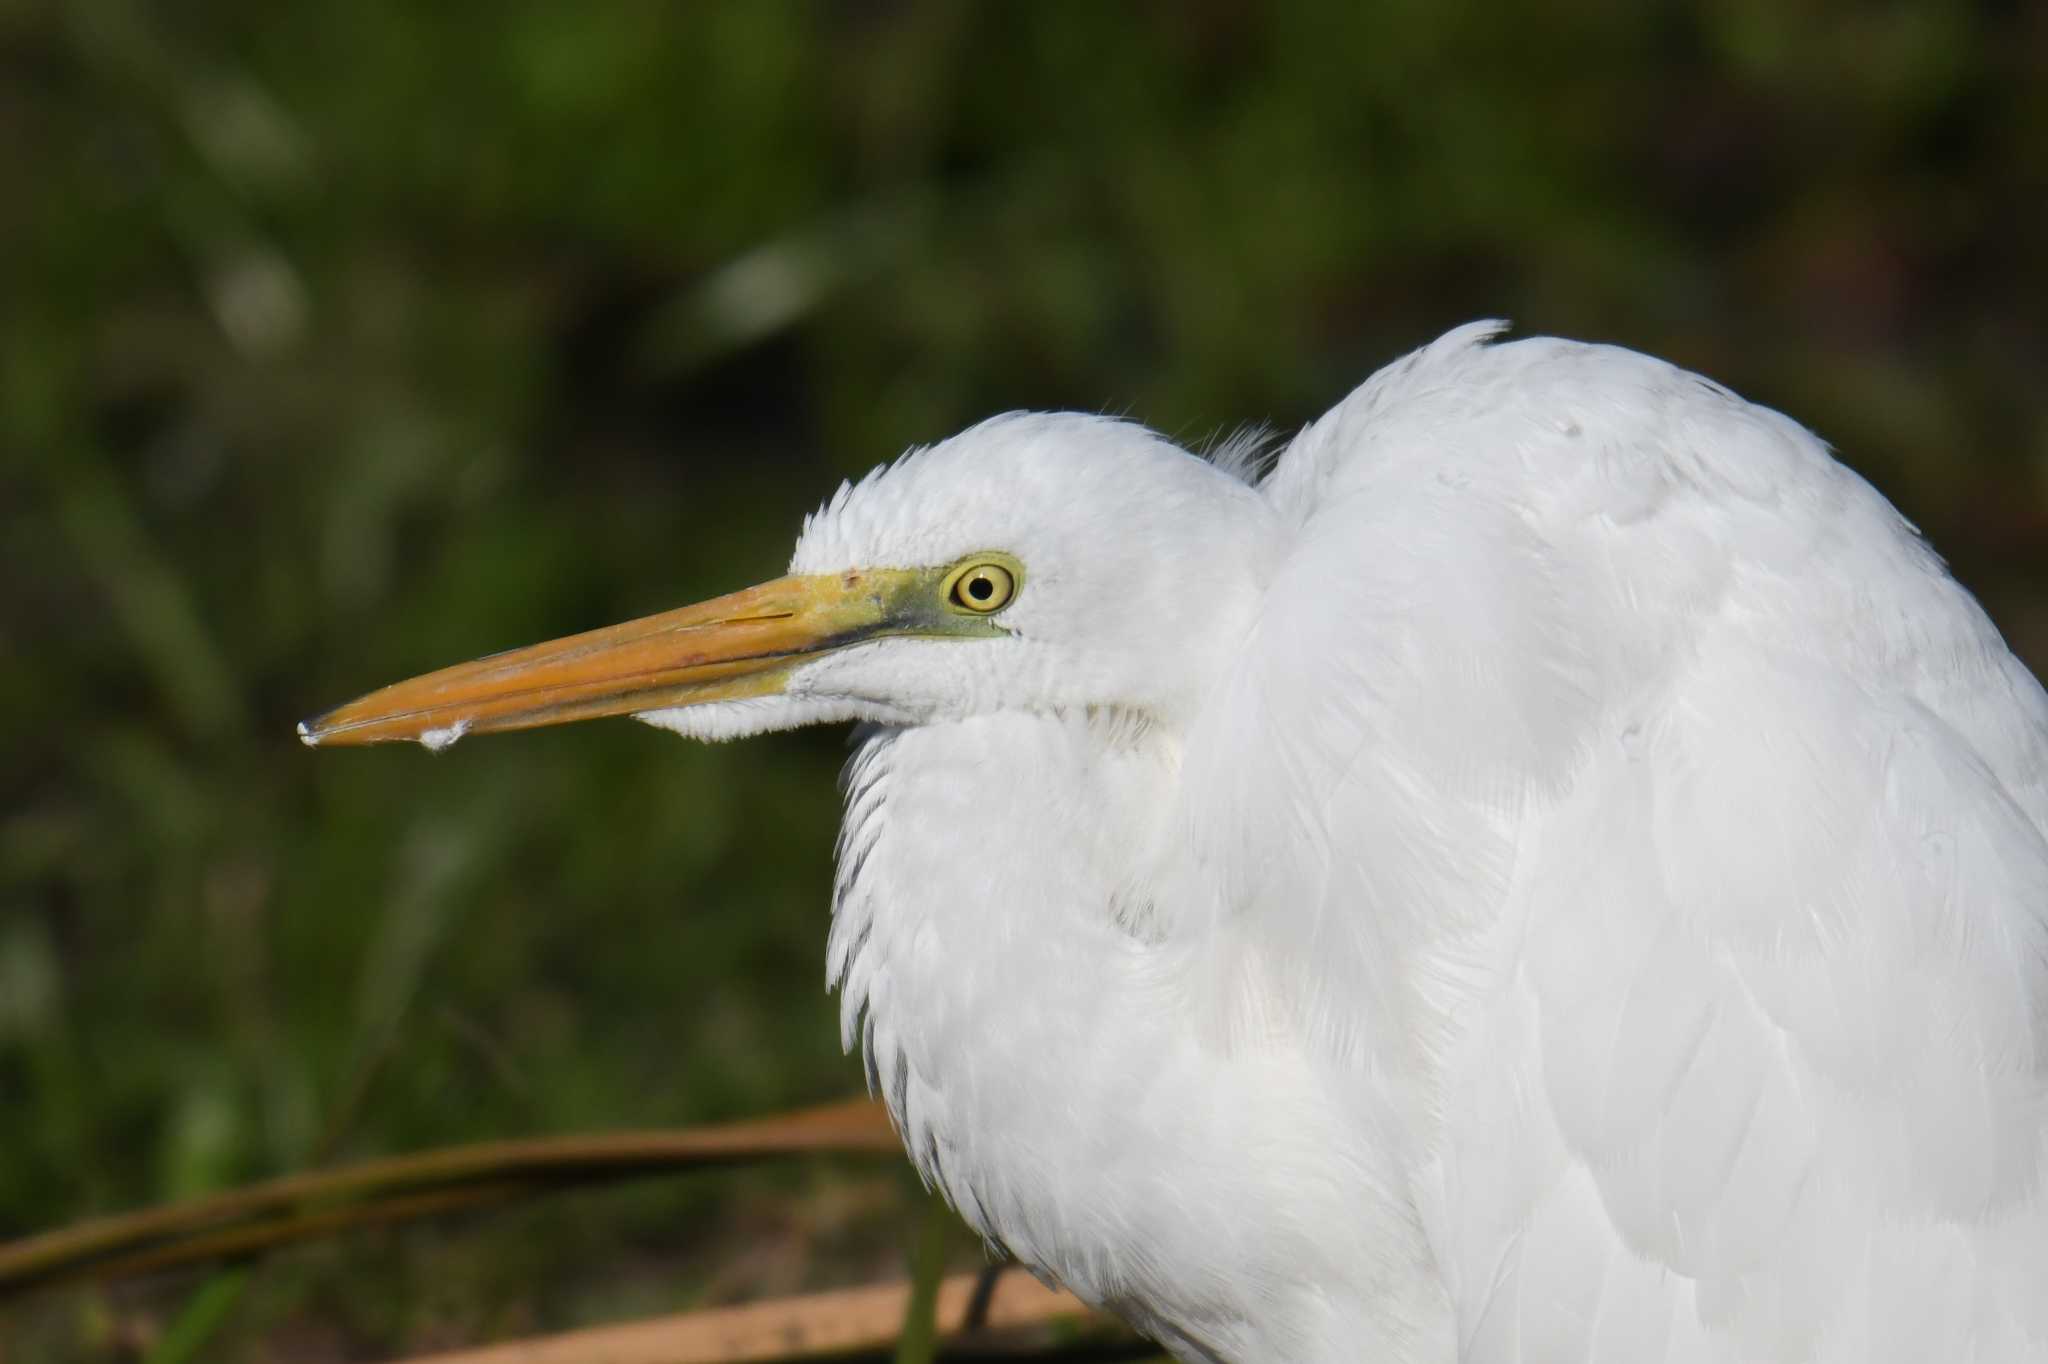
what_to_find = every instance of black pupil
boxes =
[967,575,994,601]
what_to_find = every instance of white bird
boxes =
[302,323,2048,1363]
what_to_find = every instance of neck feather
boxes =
[823,712,1449,1362]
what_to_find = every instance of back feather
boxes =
[1184,327,2048,1362]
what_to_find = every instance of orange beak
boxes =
[298,570,919,749]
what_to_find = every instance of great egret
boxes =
[302,323,2048,1363]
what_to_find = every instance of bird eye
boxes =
[946,560,1018,614]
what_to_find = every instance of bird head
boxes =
[298,413,1276,751]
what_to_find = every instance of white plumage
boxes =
[310,323,2048,1362]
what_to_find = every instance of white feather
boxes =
[669,325,2048,1362]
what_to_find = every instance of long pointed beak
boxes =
[299,571,910,749]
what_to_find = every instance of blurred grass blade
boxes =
[893,1196,950,1364]
[79,1182,525,1284]
[0,1098,896,1297]
[631,198,927,380]
[141,1267,249,1364]
[48,450,246,743]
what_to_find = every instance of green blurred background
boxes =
[4,2,2046,1359]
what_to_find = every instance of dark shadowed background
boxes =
[4,3,2046,1359]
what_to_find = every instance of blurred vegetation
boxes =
[2,0,2045,1358]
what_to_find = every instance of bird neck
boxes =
[826,708,1187,1215]
[823,711,1453,1361]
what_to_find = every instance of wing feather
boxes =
[1186,328,2048,1361]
